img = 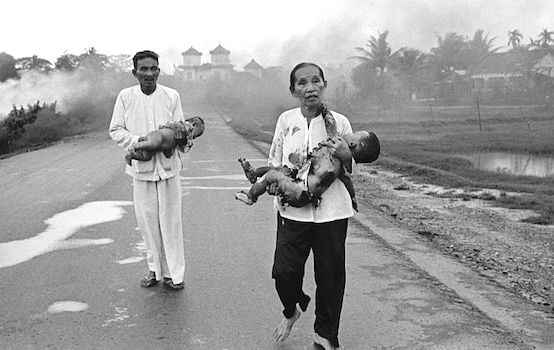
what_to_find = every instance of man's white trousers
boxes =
[133,175,185,284]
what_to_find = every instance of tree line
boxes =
[0,47,133,82]
[348,28,554,109]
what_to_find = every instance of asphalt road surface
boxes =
[0,112,552,350]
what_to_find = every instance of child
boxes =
[235,129,379,209]
[125,116,204,165]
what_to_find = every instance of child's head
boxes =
[186,116,205,139]
[345,131,380,163]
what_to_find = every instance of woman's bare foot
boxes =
[273,308,300,342]
[235,191,254,205]
[313,333,342,350]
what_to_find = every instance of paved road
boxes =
[0,112,552,349]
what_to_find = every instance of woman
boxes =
[269,62,355,350]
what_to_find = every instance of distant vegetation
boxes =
[0,48,134,155]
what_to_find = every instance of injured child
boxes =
[235,107,379,210]
[125,116,205,165]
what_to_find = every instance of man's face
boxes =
[133,57,160,89]
[291,65,327,109]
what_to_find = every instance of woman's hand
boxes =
[266,182,280,196]
[319,137,353,173]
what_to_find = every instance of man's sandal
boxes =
[163,277,184,290]
[140,271,158,287]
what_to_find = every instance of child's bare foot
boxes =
[238,158,258,184]
[273,308,300,342]
[313,333,342,350]
[235,191,254,205]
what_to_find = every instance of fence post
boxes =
[476,95,483,134]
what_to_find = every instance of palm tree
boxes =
[538,28,554,48]
[392,47,425,98]
[430,32,466,79]
[462,29,500,67]
[352,31,395,75]
[507,29,523,49]
[351,31,397,116]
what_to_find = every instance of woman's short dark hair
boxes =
[132,50,159,70]
[289,62,325,91]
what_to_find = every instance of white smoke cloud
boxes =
[0,70,90,118]
[233,0,554,70]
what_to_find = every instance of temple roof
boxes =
[244,59,263,70]
[210,44,230,54]
[182,47,202,56]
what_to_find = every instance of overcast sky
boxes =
[2,0,553,72]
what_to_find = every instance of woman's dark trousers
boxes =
[272,212,347,348]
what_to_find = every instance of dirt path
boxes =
[355,164,554,311]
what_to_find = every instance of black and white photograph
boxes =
[0,0,553,349]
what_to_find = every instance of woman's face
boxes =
[291,65,327,109]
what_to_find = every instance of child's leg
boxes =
[235,176,273,205]
[126,149,154,165]
[235,169,290,205]
[132,133,164,152]
[238,158,273,184]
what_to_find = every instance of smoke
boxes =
[241,0,554,71]
[158,47,183,74]
[0,70,91,118]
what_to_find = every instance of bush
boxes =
[17,107,81,146]
[0,102,43,153]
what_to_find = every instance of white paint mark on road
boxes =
[102,306,130,327]
[116,241,146,265]
[189,334,207,345]
[183,186,250,190]
[190,158,267,163]
[182,174,248,180]
[47,301,89,313]
[116,256,143,264]
[57,238,114,250]
[0,201,132,269]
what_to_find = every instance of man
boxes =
[109,50,188,290]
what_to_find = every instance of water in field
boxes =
[457,152,554,177]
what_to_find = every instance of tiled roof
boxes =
[182,47,202,55]
[244,59,263,70]
[210,44,230,54]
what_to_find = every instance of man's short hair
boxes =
[355,132,380,164]
[132,50,159,70]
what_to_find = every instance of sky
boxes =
[2,0,554,73]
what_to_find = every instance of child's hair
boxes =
[186,116,205,138]
[353,132,380,163]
